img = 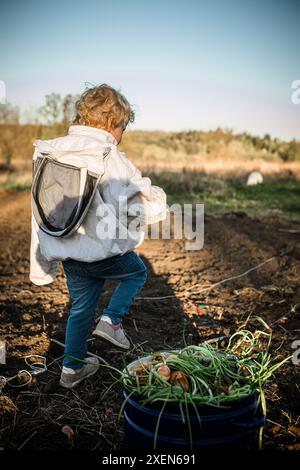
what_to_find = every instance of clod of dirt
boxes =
[0,394,17,414]
[288,425,300,438]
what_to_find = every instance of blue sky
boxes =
[1,0,299,139]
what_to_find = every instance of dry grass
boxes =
[1,125,300,187]
[1,157,300,191]
[134,158,300,179]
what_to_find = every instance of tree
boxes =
[38,92,80,125]
[0,102,19,124]
[38,93,63,124]
[63,93,79,124]
[0,103,20,168]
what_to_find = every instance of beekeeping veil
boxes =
[31,140,111,237]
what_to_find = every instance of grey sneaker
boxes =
[59,357,99,389]
[92,320,130,350]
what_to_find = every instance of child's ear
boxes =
[107,116,113,131]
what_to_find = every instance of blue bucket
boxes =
[122,354,266,450]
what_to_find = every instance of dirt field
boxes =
[0,189,300,450]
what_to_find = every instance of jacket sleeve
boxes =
[29,213,59,285]
[123,155,168,225]
[29,147,58,286]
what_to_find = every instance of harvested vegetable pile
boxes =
[121,320,291,410]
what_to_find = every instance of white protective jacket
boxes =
[30,125,167,285]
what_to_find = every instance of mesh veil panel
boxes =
[37,160,81,231]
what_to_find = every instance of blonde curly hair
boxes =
[73,83,135,131]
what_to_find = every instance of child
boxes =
[30,84,167,388]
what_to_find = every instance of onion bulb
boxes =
[157,364,171,380]
[170,370,189,392]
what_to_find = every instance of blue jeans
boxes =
[61,251,147,369]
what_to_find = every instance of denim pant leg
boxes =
[63,265,104,369]
[101,252,148,324]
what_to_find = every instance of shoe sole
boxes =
[92,329,130,350]
[59,366,99,389]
